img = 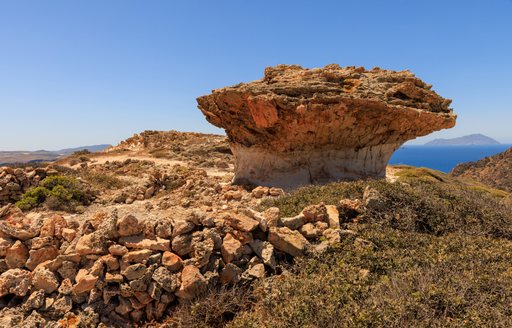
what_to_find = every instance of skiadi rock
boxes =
[197,64,456,189]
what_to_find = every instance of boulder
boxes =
[197,64,456,189]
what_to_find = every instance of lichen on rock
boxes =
[197,64,456,189]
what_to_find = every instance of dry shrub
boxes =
[157,286,253,328]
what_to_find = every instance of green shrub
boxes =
[15,186,49,211]
[16,175,92,212]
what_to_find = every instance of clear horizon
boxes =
[1,0,512,150]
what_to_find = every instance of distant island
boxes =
[0,144,110,165]
[425,134,500,146]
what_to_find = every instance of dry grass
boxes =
[169,174,512,327]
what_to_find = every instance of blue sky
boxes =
[1,0,511,150]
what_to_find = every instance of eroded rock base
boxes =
[231,143,401,189]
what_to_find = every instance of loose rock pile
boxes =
[0,196,363,327]
[0,167,54,205]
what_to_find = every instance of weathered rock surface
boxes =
[197,64,456,189]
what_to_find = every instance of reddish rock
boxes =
[161,251,183,271]
[5,240,29,269]
[0,268,32,297]
[32,268,59,294]
[197,64,456,189]
[223,212,259,232]
[26,245,59,271]
[221,233,243,264]
[175,265,206,300]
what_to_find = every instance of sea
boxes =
[389,145,512,173]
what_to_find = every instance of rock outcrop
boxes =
[197,64,456,189]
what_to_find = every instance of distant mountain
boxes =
[425,134,500,146]
[451,146,512,192]
[57,144,111,155]
[0,144,111,165]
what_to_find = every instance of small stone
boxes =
[0,237,14,257]
[119,235,170,251]
[224,213,259,232]
[323,228,342,245]
[73,272,98,294]
[268,227,310,257]
[25,245,59,271]
[171,234,193,256]
[155,218,173,238]
[116,214,141,237]
[269,187,284,197]
[122,249,153,263]
[33,268,59,294]
[280,214,305,230]
[58,278,73,295]
[161,251,183,271]
[190,238,214,269]
[247,263,265,279]
[108,244,128,256]
[61,228,77,243]
[105,272,124,283]
[302,203,328,222]
[101,254,119,271]
[5,240,29,269]
[249,240,276,270]
[58,261,77,281]
[299,223,320,239]
[0,268,32,297]
[262,207,280,228]
[75,234,105,255]
[251,186,269,198]
[221,233,243,264]
[219,263,242,285]
[152,267,180,293]
[175,265,206,300]
[148,281,162,301]
[171,220,195,237]
[121,263,147,281]
[25,290,45,309]
[326,205,340,229]
[115,297,133,316]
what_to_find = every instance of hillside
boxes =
[425,133,500,145]
[451,146,512,192]
[0,131,511,328]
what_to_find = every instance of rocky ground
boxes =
[0,130,390,327]
[2,130,509,327]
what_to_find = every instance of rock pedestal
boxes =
[197,64,456,189]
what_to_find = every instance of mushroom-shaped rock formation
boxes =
[197,64,456,189]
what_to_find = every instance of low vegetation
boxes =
[173,172,512,327]
[16,175,94,212]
